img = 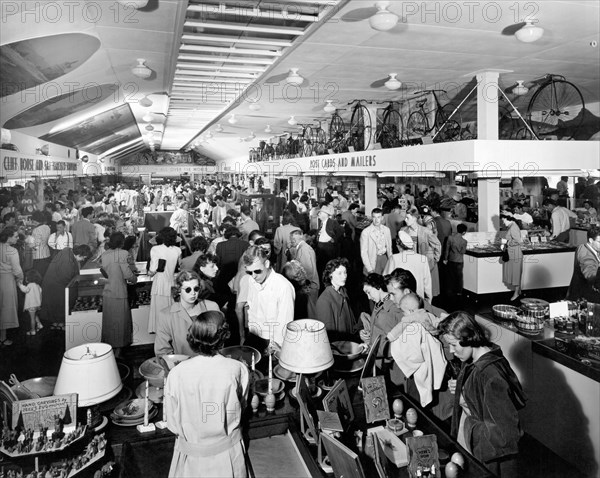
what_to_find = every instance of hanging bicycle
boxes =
[406,90,462,142]
[376,101,403,149]
[326,109,348,153]
[526,73,585,140]
[347,100,373,151]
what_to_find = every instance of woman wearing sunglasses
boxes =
[154,270,219,357]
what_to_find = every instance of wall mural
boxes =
[0,33,100,98]
[121,150,215,166]
[4,83,118,129]
[40,104,141,155]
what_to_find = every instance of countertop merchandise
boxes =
[466,240,576,257]
[480,311,600,383]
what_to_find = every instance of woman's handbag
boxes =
[501,247,509,262]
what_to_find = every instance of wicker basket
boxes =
[515,315,545,335]
[492,304,520,321]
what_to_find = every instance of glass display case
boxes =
[65,263,155,350]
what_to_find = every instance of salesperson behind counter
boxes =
[543,199,574,242]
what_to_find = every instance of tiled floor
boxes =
[0,286,585,477]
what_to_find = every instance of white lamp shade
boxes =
[385,73,402,90]
[265,125,272,133]
[279,319,334,374]
[324,101,336,114]
[513,80,529,96]
[215,124,224,132]
[515,22,544,43]
[369,1,399,31]
[288,116,297,126]
[132,58,151,79]
[54,343,123,407]
[228,114,238,124]
[139,96,153,107]
[249,102,262,111]
[286,68,304,85]
[119,0,149,8]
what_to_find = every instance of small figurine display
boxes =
[0,434,111,478]
[0,421,86,456]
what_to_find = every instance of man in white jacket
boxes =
[360,208,393,275]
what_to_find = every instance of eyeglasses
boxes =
[183,286,200,293]
[246,269,263,276]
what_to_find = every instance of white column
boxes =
[364,176,378,214]
[478,178,500,232]
[476,70,500,140]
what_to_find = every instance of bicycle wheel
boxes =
[349,104,372,151]
[498,107,514,140]
[527,79,585,140]
[434,104,461,142]
[380,109,403,148]
[406,111,427,138]
[513,127,534,140]
[312,128,327,156]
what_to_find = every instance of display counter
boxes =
[476,314,599,476]
[64,262,156,350]
[463,242,575,295]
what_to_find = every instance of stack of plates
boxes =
[111,398,157,426]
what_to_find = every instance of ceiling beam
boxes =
[180,44,282,56]
[181,34,293,48]
[186,4,320,23]
[178,54,275,65]
[184,20,305,36]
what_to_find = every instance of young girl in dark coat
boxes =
[438,311,527,477]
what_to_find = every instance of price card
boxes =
[531,236,539,243]
[540,236,548,243]
[549,301,569,319]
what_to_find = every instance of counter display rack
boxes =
[65,264,155,349]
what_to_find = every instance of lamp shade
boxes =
[513,80,529,96]
[369,1,399,32]
[385,73,402,90]
[514,21,544,43]
[54,343,123,407]
[286,68,304,85]
[324,101,336,114]
[279,319,334,374]
[132,58,151,79]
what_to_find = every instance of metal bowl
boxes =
[11,376,56,399]
[139,355,189,387]
[492,305,520,321]
[331,341,367,361]
[219,346,261,368]
[515,315,545,335]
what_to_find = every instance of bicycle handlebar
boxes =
[413,89,447,95]
[348,99,373,105]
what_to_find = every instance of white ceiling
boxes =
[1,0,599,163]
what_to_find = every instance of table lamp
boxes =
[54,343,123,430]
[279,319,334,433]
[279,319,334,472]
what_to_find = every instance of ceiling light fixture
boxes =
[288,116,298,126]
[132,58,151,79]
[139,96,153,107]
[515,20,544,43]
[145,124,154,131]
[118,0,149,9]
[286,68,304,85]
[215,124,224,132]
[142,112,153,123]
[228,114,238,125]
[513,80,529,96]
[249,102,262,111]
[385,73,402,90]
[369,1,399,32]
[265,125,272,133]
[324,101,336,114]
[206,131,213,139]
